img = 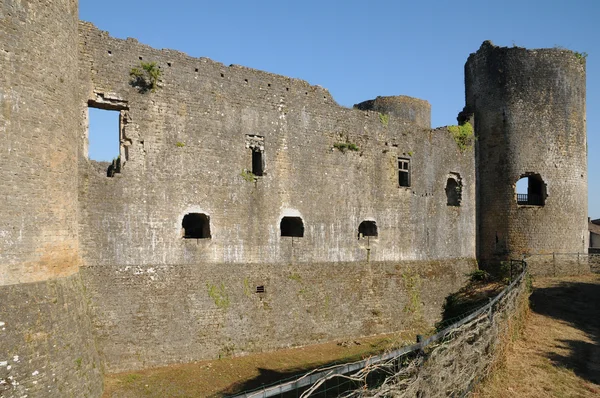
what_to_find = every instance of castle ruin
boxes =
[0,1,587,396]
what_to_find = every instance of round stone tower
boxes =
[0,0,81,284]
[354,95,431,128]
[1,1,103,396]
[466,41,587,266]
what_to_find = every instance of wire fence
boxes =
[232,261,529,398]
[525,252,600,276]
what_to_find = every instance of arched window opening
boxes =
[446,177,462,206]
[358,221,378,239]
[182,213,211,239]
[280,216,304,237]
[516,174,546,206]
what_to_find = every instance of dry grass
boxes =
[473,274,600,398]
[101,330,423,398]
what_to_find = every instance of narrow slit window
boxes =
[358,221,378,239]
[252,149,264,176]
[398,158,410,187]
[182,213,211,239]
[446,177,462,206]
[280,217,304,237]
[246,134,265,177]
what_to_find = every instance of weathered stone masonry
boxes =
[0,1,587,397]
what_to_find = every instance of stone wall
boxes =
[76,23,477,370]
[0,274,103,398]
[466,41,588,266]
[0,2,104,397]
[0,0,82,285]
[77,22,475,267]
[81,259,475,372]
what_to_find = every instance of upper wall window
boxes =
[446,174,462,206]
[280,216,304,237]
[516,174,546,206]
[358,221,378,239]
[182,213,211,239]
[88,107,120,161]
[398,158,410,187]
[246,135,265,177]
[252,149,264,176]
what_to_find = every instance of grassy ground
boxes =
[473,274,600,397]
[101,329,423,397]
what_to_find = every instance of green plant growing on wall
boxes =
[130,61,162,93]
[333,142,360,153]
[379,113,389,127]
[448,122,474,151]
[240,169,256,182]
[243,277,252,297]
[176,142,185,148]
[288,273,302,282]
[575,51,588,64]
[207,282,230,310]
[401,270,423,322]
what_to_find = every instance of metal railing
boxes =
[516,193,544,206]
[232,261,528,398]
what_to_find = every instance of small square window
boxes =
[398,158,410,187]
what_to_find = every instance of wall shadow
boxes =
[530,280,600,384]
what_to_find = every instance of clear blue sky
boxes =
[80,0,600,218]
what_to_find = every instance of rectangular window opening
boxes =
[88,107,120,162]
[246,134,265,177]
[256,286,265,293]
[398,158,410,187]
[252,150,264,176]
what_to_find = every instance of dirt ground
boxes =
[101,329,423,398]
[473,274,600,397]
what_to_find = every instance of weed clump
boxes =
[130,61,162,93]
[448,122,474,151]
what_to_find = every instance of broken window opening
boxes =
[358,221,378,239]
[446,176,462,206]
[88,107,120,162]
[88,98,129,177]
[252,149,264,176]
[398,158,410,187]
[516,174,546,206]
[280,217,304,237]
[182,213,211,239]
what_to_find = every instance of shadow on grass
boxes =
[530,280,600,384]
[217,366,363,398]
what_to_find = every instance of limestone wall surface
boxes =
[0,274,103,398]
[77,22,476,267]
[81,259,474,372]
[76,23,477,370]
[0,0,81,286]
